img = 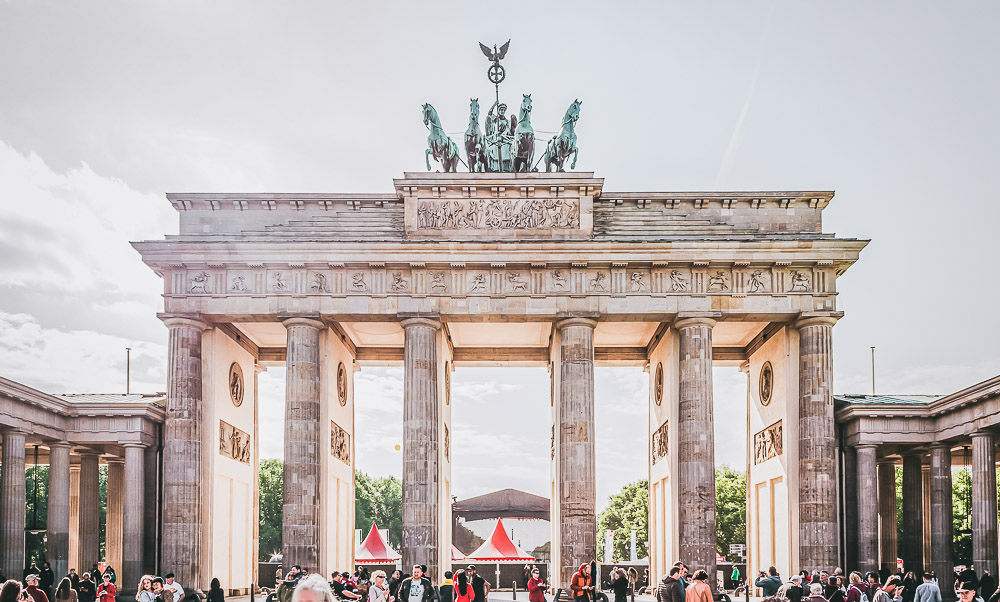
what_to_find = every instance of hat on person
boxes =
[466,565,477,571]
[164,573,175,579]
[152,578,164,585]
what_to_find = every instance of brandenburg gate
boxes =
[133,170,865,590]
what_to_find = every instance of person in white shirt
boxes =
[163,574,184,602]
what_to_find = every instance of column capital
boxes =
[400,317,442,330]
[794,312,843,330]
[106,457,124,465]
[159,315,209,331]
[856,443,879,450]
[877,458,897,466]
[280,316,325,330]
[673,316,717,330]
[554,317,597,331]
[48,441,72,451]
[122,443,147,450]
[971,430,995,441]
[929,442,953,451]
[902,450,925,459]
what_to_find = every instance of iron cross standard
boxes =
[480,39,510,171]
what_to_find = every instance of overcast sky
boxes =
[1,2,998,509]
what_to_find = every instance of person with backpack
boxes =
[847,573,870,602]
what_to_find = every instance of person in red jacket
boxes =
[96,573,116,602]
[25,575,50,602]
[527,568,546,602]
[571,565,594,602]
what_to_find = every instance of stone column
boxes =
[674,317,717,583]
[78,452,101,572]
[106,458,125,572]
[901,453,924,574]
[0,430,27,577]
[795,315,840,570]
[160,317,208,588]
[878,460,898,573]
[122,444,146,592]
[971,432,998,579]
[922,465,932,569]
[69,465,80,572]
[142,446,158,575]
[856,445,880,573]
[844,446,859,572]
[47,442,72,579]
[929,444,954,601]
[281,317,324,571]
[555,317,598,585]
[401,318,441,576]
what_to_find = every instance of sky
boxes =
[1,1,999,510]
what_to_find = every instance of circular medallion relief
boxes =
[337,362,348,407]
[759,361,773,406]
[228,362,244,407]
[654,362,663,405]
[445,362,451,405]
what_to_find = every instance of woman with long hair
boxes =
[901,572,918,602]
[206,578,224,602]
[455,572,473,602]
[827,577,845,602]
[686,571,712,602]
[136,576,154,602]
[55,578,77,602]
[0,580,23,602]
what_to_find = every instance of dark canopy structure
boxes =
[452,488,550,521]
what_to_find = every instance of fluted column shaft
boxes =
[1,430,27,576]
[971,432,998,579]
[401,318,441,576]
[675,317,717,584]
[78,453,101,571]
[161,317,208,588]
[796,315,839,569]
[122,444,146,592]
[281,317,324,571]
[844,447,859,572]
[47,442,72,579]
[556,318,597,585]
[106,459,125,572]
[142,447,158,575]
[929,444,954,601]
[901,453,924,573]
[856,445,880,573]
[878,460,898,572]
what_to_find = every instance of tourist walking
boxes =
[96,574,115,602]
[467,566,489,602]
[54,579,77,602]
[78,574,96,602]
[101,568,115,588]
[756,568,783,597]
[368,572,389,602]
[1,580,23,602]
[846,573,868,602]
[398,566,434,602]
[68,572,79,592]
[610,569,629,602]
[454,572,473,602]
[387,571,402,602]
[657,567,683,602]
[981,574,996,601]
[527,568,546,602]
[26,575,50,602]
[291,575,336,602]
[684,571,711,602]
[205,578,224,602]
[913,572,941,602]
[827,577,845,602]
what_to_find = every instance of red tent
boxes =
[452,544,467,562]
[466,518,535,561]
[355,522,401,564]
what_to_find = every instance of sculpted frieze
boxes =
[174,263,834,299]
[753,420,783,464]
[416,197,580,230]
[219,420,251,464]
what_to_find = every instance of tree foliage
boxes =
[597,480,648,562]
[355,471,403,548]
[716,466,747,562]
[259,458,283,560]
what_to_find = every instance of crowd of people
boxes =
[0,564,199,602]
[274,564,492,602]
[732,563,1000,602]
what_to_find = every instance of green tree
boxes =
[25,465,49,564]
[259,458,283,560]
[716,466,747,561]
[355,471,402,548]
[953,467,972,566]
[597,480,648,562]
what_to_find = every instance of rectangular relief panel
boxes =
[331,420,351,465]
[753,420,783,465]
[219,420,251,464]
